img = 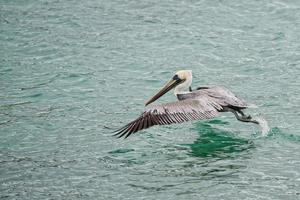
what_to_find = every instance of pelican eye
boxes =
[172,74,180,81]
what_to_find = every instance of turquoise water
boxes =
[1,0,300,199]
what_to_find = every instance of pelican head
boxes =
[145,70,193,106]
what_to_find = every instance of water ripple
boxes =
[1,0,300,199]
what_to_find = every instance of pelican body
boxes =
[115,70,258,138]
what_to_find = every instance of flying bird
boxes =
[114,70,259,138]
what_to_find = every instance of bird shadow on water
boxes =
[184,121,300,159]
[184,120,255,159]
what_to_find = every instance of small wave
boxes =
[247,103,258,108]
[268,127,300,143]
[108,148,135,154]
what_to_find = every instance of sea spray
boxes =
[252,115,270,136]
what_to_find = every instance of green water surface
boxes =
[1,0,300,199]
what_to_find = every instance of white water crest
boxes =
[252,115,270,136]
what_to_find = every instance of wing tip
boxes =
[113,120,137,139]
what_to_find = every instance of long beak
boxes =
[145,79,180,106]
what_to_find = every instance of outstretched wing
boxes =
[114,97,222,138]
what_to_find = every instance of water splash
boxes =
[252,115,270,136]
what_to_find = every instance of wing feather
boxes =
[114,98,220,138]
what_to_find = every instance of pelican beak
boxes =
[145,78,181,106]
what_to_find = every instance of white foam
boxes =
[252,115,270,136]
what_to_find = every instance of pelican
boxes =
[114,70,259,138]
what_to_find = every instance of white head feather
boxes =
[174,70,193,95]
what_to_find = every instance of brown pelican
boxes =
[114,70,259,138]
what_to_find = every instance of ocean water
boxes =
[1,0,300,199]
